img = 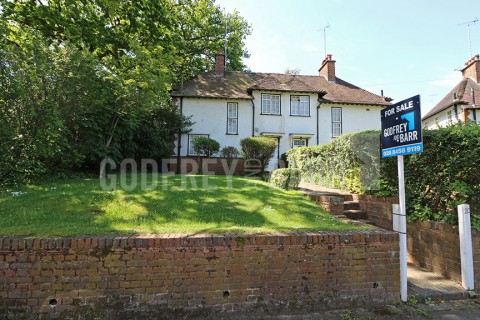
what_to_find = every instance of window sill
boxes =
[260,113,282,116]
[289,114,311,117]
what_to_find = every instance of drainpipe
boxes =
[251,99,255,136]
[176,97,183,174]
[277,137,281,168]
[316,98,322,145]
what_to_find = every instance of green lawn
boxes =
[0,174,367,236]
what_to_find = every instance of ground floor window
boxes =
[227,102,238,134]
[331,107,342,138]
[292,138,307,148]
[188,134,209,155]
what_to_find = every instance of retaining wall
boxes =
[0,232,399,319]
[407,221,480,288]
[351,194,398,231]
[165,157,246,175]
[353,195,480,289]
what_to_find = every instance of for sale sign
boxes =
[381,95,423,158]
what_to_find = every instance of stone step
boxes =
[343,201,360,210]
[343,210,368,220]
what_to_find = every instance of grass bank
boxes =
[0,174,367,236]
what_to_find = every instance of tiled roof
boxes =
[423,78,480,119]
[171,71,391,106]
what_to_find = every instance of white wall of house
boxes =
[422,107,462,129]
[178,98,252,156]
[317,104,383,145]
[176,94,384,171]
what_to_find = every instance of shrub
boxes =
[192,137,220,174]
[240,136,277,175]
[192,137,220,158]
[221,146,239,167]
[270,168,301,190]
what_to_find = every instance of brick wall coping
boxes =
[408,220,478,237]
[0,230,398,251]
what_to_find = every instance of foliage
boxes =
[221,146,240,167]
[287,131,382,193]
[0,174,367,236]
[394,124,480,227]
[270,168,301,190]
[0,0,250,185]
[192,137,220,158]
[132,106,193,161]
[239,136,277,175]
[288,125,480,229]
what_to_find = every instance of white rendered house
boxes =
[171,54,391,171]
[423,54,480,129]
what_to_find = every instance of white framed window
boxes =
[188,134,208,155]
[227,102,238,134]
[331,107,342,138]
[290,96,309,116]
[292,138,307,148]
[447,110,452,123]
[261,94,281,115]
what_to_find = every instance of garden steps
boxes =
[299,182,373,224]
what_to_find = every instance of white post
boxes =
[458,204,475,290]
[397,155,408,302]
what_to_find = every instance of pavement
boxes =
[290,182,480,319]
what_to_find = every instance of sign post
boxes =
[381,95,423,302]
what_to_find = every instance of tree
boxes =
[0,0,251,183]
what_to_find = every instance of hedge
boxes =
[287,131,382,194]
[287,125,480,227]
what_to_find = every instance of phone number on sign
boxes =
[383,145,422,156]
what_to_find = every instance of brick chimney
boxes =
[461,54,480,83]
[318,54,336,82]
[215,52,225,77]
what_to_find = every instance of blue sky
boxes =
[216,0,480,115]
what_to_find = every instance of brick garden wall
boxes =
[0,232,399,319]
[352,194,398,231]
[407,221,480,288]
[354,195,480,289]
[166,157,246,175]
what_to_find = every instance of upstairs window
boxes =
[227,102,238,134]
[261,94,281,115]
[290,96,310,116]
[331,107,342,138]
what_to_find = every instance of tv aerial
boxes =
[458,18,479,58]
[318,24,331,58]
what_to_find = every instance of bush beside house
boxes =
[240,136,277,175]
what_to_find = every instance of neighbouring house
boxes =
[170,53,391,172]
[423,54,480,129]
